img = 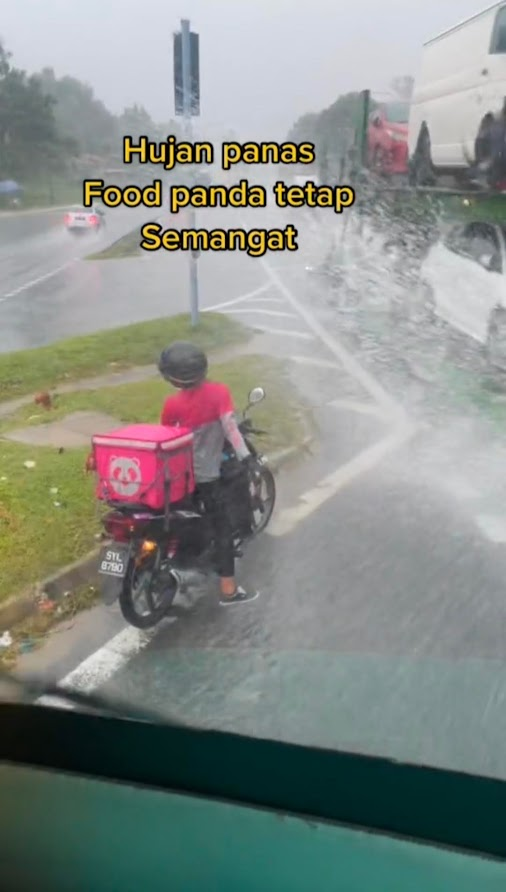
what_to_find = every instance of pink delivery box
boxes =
[91,423,195,510]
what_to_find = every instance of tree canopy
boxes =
[0,42,74,180]
[0,39,179,182]
[287,75,413,177]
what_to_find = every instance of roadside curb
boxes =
[0,336,261,419]
[0,435,313,632]
[0,205,71,219]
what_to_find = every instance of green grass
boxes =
[0,313,249,403]
[0,176,83,211]
[0,355,306,605]
[86,227,144,260]
[369,189,506,227]
[0,440,98,605]
[441,194,506,224]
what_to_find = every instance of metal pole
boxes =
[359,89,370,171]
[181,18,199,327]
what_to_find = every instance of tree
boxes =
[0,41,70,180]
[390,75,414,102]
[287,111,320,145]
[118,103,155,140]
[0,39,177,184]
[288,92,378,180]
[38,67,119,157]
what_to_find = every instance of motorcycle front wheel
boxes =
[249,464,276,535]
[119,546,179,630]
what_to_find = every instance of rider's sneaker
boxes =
[219,586,259,606]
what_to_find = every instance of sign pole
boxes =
[181,18,199,327]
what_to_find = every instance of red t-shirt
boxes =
[161,380,246,482]
[161,380,233,429]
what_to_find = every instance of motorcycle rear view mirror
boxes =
[248,386,265,405]
[244,386,265,415]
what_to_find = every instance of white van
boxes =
[408,2,506,184]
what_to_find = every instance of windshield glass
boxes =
[384,101,409,123]
[3,0,506,790]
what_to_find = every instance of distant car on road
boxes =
[64,205,105,234]
[368,101,409,176]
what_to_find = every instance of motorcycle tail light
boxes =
[102,512,149,542]
[140,540,157,553]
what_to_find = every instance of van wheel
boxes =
[409,126,436,186]
[486,307,506,373]
[475,114,494,165]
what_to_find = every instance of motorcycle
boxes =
[95,386,276,629]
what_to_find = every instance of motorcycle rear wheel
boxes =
[119,548,179,630]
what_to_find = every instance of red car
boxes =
[367,101,409,176]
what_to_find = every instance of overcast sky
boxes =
[2,1,490,139]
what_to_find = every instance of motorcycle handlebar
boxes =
[239,421,266,436]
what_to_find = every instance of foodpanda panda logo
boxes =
[108,455,142,497]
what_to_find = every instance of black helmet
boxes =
[158,341,208,388]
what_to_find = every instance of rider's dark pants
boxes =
[197,478,235,578]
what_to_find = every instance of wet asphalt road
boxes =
[0,203,166,351]
[12,197,506,782]
[0,173,308,353]
[99,464,506,779]
[22,397,506,781]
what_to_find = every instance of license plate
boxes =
[98,546,129,578]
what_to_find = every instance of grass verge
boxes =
[0,313,248,403]
[442,194,506,224]
[0,585,98,671]
[0,354,307,610]
[86,227,143,260]
[0,177,83,212]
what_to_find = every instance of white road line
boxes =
[242,297,286,304]
[204,283,272,312]
[2,258,79,299]
[288,354,342,370]
[255,327,316,340]
[37,625,157,701]
[223,309,297,319]
[258,253,405,421]
[328,398,390,421]
[268,423,418,537]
